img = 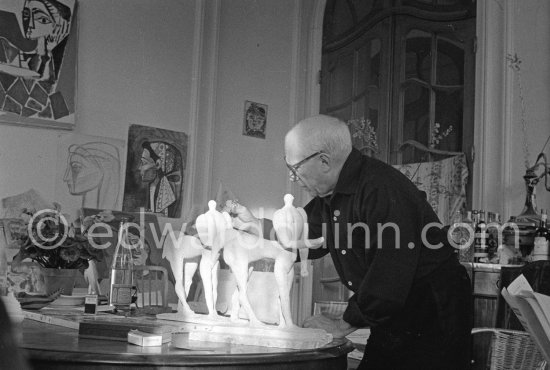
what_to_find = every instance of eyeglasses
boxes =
[285,151,323,182]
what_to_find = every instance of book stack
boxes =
[501,274,550,363]
[127,329,172,347]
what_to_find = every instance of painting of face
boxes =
[242,101,267,139]
[123,125,188,219]
[0,0,76,127]
[246,111,265,131]
[23,0,56,40]
[56,138,124,215]
[139,148,158,183]
[63,152,102,195]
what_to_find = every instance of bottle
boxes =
[109,218,134,312]
[472,210,479,226]
[474,211,488,262]
[533,209,549,261]
[463,210,474,228]
[486,212,500,262]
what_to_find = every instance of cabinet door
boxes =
[390,16,476,168]
[321,19,392,162]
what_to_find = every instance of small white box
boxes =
[127,330,171,347]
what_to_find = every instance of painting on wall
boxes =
[55,134,126,220]
[123,124,188,219]
[0,0,77,130]
[242,100,267,139]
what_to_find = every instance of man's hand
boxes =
[302,314,356,338]
[225,200,263,235]
[230,201,258,224]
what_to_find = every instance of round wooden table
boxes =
[19,320,354,369]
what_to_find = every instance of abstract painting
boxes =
[0,0,77,129]
[55,134,126,219]
[123,124,188,219]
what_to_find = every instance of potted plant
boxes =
[12,204,105,295]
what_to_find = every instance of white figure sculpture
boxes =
[163,200,231,318]
[194,200,233,318]
[162,232,206,316]
[272,194,309,277]
[223,228,299,328]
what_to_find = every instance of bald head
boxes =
[284,115,353,197]
[285,115,352,165]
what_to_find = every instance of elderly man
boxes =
[232,115,472,368]
[284,115,472,369]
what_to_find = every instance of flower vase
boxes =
[42,268,79,296]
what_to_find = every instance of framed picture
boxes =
[1,218,40,294]
[1,218,26,251]
[242,100,267,139]
[0,0,78,130]
[123,124,188,219]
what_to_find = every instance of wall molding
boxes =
[185,0,220,213]
[286,0,302,196]
[292,0,327,206]
[473,0,509,215]
[291,0,327,323]
[185,0,206,217]
[203,0,221,204]
[502,0,515,221]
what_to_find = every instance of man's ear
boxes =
[155,159,162,169]
[318,153,331,173]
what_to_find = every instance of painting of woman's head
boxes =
[55,137,124,217]
[22,0,71,46]
[123,125,188,219]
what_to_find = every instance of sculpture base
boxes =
[157,312,332,349]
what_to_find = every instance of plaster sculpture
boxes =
[158,199,330,349]
[194,200,233,318]
[162,200,231,318]
[223,227,299,327]
[272,194,309,277]
[223,195,317,328]
[163,232,207,316]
